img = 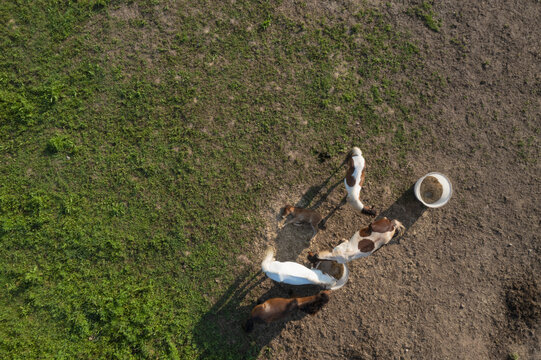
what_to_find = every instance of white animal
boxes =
[345,147,376,215]
[261,248,349,290]
[316,217,405,264]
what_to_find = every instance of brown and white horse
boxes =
[315,217,405,264]
[345,147,376,216]
[243,291,331,332]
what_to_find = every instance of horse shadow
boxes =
[296,159,345,211]
[191,268,328,359]
[192,168,346,359]
[191,269,268,359]
[192,182,428,358]
[377,183,427,245]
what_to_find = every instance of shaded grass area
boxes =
[0,0,437,358]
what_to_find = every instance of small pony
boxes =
[315,217,405,264]
[345,147,376,216]
[281,205,326,240]
[243,290,331,332]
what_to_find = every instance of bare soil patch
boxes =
[505,277,540,336]
[239,1,540,359]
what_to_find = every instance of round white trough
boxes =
[414,172,452,208]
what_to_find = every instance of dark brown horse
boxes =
[243,290,331,332]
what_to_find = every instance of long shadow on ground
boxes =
[192,183,427,358]
[192,267,328,359]
[377,183,427,246]
[192,166,345,359]
[297,166,344,210]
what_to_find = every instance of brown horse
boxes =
[243,290,331,332]
[281,205,326,241]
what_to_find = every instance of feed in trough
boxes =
[420,176,443,204]
[314,259,344,280]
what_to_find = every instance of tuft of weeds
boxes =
[46,134,77,154]
[408,1,442,32]
[260,16,272,31]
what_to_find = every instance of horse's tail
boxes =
[392,219,405,238]
[243,318,255,333]
[261,247,275,273]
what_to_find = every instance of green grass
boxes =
[408,1,442,32]
[0,1,439,358]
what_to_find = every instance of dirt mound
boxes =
[506,278,540,333]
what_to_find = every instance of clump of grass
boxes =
[260,16,272,31]
[46,134,77,154]
[408,1,442,32]
[515,136,538,164]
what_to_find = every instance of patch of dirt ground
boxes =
[241,0,540,359]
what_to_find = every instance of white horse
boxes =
[261,248,349,290]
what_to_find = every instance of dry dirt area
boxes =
[240,1,540,359]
